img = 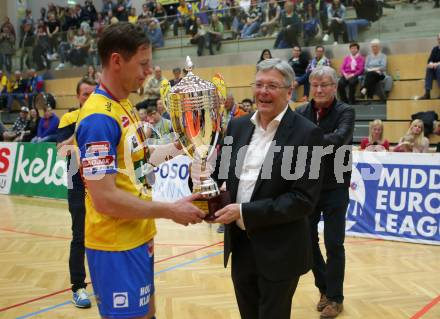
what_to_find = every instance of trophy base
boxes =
[193,191,231,221]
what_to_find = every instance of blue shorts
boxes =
[86,241,155,319]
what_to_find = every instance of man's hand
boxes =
[169,193,205,226]
[213,203,240,224]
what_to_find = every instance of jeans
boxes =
[31,134,57,143]
[241,22,260,38]
[291,73,310,101]
[424,66,440,91]
[0,54,12,73]
[68,188,87,292]
[309,189,349,303]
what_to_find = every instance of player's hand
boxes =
[170,194,205,226]
[213,204,240,224]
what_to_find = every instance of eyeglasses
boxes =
[310,83,335,89]
[251,82,290,91]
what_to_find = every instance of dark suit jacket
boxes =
[213,107,324,282]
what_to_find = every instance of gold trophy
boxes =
[160,57,230,220]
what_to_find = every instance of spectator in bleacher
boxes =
[21,108,41,142]
[153,3,169,34]
[33,24,51,70]
[128,7,138,24]
[273,1,301,49]
[27,69,45,108]
[259,0,281,37]
[170,67,182,87]
[433,121,440,152]
[102,0,115,15]
[360,38,387,101]
[145,105,173,141]
[359,119,389,151]
[114,0,129,22]
[93,12,106,35]
[240,98,254,113]
[302,45,331,102]
[84,65,102,83]
[189,17,208,56]
[31,106,59,143]
[173,0,194,36]
[257,48,272,64]
[6,71,27,112]
[403,119,430,153]
[338,42,365,105]
[221,93,247,133]
[1,17,16,39]
[288,45,309,101]
[62,7,80,31]
[19,21,35,71]
[55,27,76,70]
[3,106,29,141]
[325,0,347,45]
[148,19,164,49]
[240,0,263,39]
[207,13,224,55]
[140,65,165,107]
[46,13,61,61]
[303,3,320,46]
[82,0,98,25]
[70,28,90,67]
[20,9,34,42]
[156,99,170,120]
[0,24,16,74]
[418,33,440,100]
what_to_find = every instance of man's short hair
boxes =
[76,77,98,95]
[146,106,158,115]
[172,67,181,73]
[256,58,295,87]
[309,66,338,84]
[98,22,151,67]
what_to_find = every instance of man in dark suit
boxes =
[296,66,355,319]
[200,58,324,319]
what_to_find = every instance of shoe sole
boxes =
[72,300,92,309]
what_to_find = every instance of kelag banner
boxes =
[347,152,440,245]
[10,143,67,199]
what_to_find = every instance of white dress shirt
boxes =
[235,105,289,230]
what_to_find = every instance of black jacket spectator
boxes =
[296,99,355,190]
[288,53,309,76]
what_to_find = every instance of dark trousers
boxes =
[424,66,440,91]
[68,188,87,292]
[338,76,359,104]
[309,191,348,304]
[329,20,346,43]
[231,228,299,319]
[363,71,385,98]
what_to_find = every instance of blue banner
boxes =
[346,152,440,245]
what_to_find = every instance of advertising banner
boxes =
[347,152,440,245]
[0,143,18,194]
[10,143,67,199]
[152,155,191,202]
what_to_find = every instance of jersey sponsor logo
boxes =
[82,155,116,175]
[113,292,129,308]
[85,141,110,156]
[121,116,130,128]
[128,134,142,153]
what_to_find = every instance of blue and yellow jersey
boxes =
[75,88,156,251]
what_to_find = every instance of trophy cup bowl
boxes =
[163,57,229,220]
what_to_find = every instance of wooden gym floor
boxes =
[0,194,439,319]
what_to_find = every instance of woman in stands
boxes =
[361,38,387,101]
[396,119,430,153]
[359,119,389,151]
[84,65,101,83]
[257,48,272,64]
[338,42,365,105]
[327,0,347,45]
[22,108,41,142]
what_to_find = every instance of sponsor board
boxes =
[10,143,67,199]
[0,143,18,194]
[347,151,440,245]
